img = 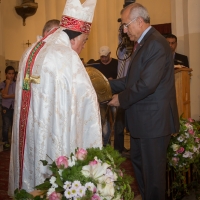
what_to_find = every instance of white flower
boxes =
[171,144,180,151]
[63,181,72,189]
[77,186,86,197]
[58,169,63,177]
[47,187,55,197]
[98,175,113,184]
[177,136,184,142]
[81,162,110,179]
[49,176,56,184]
[105,169,118,182]
[72,180,81,188]
[52,182,58,188]
[183,151,193,158]
[85,182,95,192]
[193,147,198,152]
[71,186,78,197]
[94,156,102,163]
[64,188,73,199]
[185,133,189,138]
[97,182,115,198]
[68,155,77,167]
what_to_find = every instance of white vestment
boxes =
[8,28,102,196]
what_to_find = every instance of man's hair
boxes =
[165,34,177,42]
[42,19,60,36]
[121,3,150,23]
[5,66,15,74]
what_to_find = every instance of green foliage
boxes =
[167,116,200,198]
[14,189,34,200]
[14,145,134,200]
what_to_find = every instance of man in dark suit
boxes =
[165,34,189,68]
[108,3,180,200]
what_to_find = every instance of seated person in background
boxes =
[95,46,118,146]
[165,34,189,68]
[95,46,118,79]
[86,59,96,65]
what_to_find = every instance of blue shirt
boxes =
[0,80,16,108]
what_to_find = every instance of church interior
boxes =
[0,0,200,199]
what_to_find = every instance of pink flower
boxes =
[75,148,87,160]
[49,191,62,200]
[172,157,179,165]
[91,193,101,200]
[195,138,200,143]
[118,169,123,177]
[89,160,98,166]
[188,118,194,123]
[55,156,68,169]
[176,147,185,154]
[189,129,194,135]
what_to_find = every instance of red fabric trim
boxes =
[19,41,44,188]
[19,27,58,189]
[60,15,91,34]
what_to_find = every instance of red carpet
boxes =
[0,150,140,199]
[0,150,11,200]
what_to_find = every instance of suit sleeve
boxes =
[109,77,126,94]
[118,40,168,109]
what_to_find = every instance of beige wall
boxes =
[0,1,5,81]
[80,0,171,61]
[1,0,171,63]
[1,0,199,119]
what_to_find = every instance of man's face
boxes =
[100,53,111,64]
[121,8,141,42]
[71,34,88,55]
[166,38,177,53]
[6,70,15,81]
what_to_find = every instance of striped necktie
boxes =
[117,53,128,79]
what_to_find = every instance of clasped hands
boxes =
[107,94,120,107]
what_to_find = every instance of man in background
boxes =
[114,47,131,157]
[165,34,189,68]
[95,46,118,146]
[0,66,16,150]
[8,0,102,196]
[42,19,60,37]
[95,46,118,80]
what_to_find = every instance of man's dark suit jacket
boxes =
[109,27,180,139]
[174,52,189,68]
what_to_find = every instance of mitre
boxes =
[60,0,97,34]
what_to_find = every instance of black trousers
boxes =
[114,107,125,153]
[1,106,14,143]
[130,135,171,200]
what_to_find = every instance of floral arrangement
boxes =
[14,146,134,200]
[167,116,200,170]
[167,116,200,199]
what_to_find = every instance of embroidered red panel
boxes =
[18,27,58,188]
[60,15,91,34]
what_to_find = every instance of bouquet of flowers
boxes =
[167,117,200,199]
[167,116,200,170]
[14,146,134,200]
